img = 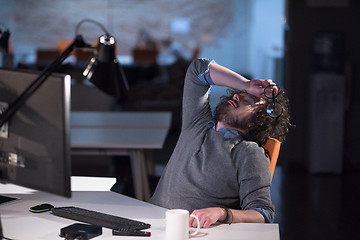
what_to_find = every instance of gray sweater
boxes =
[149,58,274,221]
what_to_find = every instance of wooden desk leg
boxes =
[129,150,151,201]
[139,150,151,201]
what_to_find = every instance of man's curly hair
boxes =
[219,88,293,146]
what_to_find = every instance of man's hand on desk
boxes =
[189,207,225,229]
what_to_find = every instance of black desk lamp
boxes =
[0,19,129,128]
[83,34,129,98]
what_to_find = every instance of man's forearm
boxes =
[190,207,265,229]
[228,209,265,223]
[208,62,250,90]
[208,61,272,98]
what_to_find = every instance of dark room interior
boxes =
[1,0,360,239]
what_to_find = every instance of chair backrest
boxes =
[191,46,201,60]
[132,47,158,64]
[263,137,281,182]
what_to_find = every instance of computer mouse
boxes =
[29,203,54,213]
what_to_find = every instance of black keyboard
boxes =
[51,206,151,230]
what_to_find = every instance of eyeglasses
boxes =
[264,84,283,118]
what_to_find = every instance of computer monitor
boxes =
[0,68,71,200]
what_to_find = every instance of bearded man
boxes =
[149,58,291,228]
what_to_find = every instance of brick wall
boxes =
[1,0,233,59]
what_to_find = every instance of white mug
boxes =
[166,209,200,240]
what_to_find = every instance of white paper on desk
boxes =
[71,177,116,191]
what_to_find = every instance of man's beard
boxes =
[214,101,249,130]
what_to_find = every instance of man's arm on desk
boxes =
[189,207,267,229]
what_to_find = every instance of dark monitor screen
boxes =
[0,68,71,198]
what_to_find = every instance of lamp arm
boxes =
[75,19,110,37]
[0,35,87,128]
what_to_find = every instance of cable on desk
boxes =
[0,235,16,240]
[0,236,15,240]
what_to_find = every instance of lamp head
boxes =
[83,34,129,99]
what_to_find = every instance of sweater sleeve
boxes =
[181,58,215,131]
[250,207,275,223]
[235,141,275,216]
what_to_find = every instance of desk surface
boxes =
[71,111,172,129]
[71,128,170,149]
[71,111,172,150]
[0,176,116,194]
[1,187,279,240]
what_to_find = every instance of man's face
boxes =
[215,92,265,131]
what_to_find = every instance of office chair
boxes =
[263,137,281,182]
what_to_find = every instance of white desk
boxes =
[0,176,116,194]
[71,111,172,201]
[0,185,280,240]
